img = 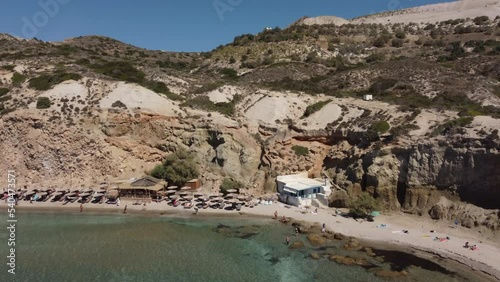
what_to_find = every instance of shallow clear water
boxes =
[0,211,468,282]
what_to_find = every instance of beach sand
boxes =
[2,199,500,280]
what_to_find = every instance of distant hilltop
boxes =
[292,16,350,26]
[293,0,500,26]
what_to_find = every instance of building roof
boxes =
[118,183,165,192]
[285,179,325,192]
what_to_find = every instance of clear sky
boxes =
[0,0,455,52]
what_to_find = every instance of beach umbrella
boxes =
[238,195,248,201]
[226,189,238,194]
[212,197,224,202]
[182,195,194,201]
[225,193,238,199]
[38,192,48,196]
[167,186,179,190]
[79,193,91,197]
[227,199,239,204]
[194,192,204,197]
[200,196,210,202]
[106,190,119,198]
[180,186,191,191]
[166,190,176,195]
[169,195,179,200]
[179,191,189,196]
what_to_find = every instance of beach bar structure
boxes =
[277,172,331,207]
[115,176,167,198]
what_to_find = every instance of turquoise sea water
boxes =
[0,211,469,282]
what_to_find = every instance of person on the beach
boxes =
[123,205,128,214]
[295,228,299,236]
[281,215,287,223]
[322,223,326,233]
[142,203,147,211]
[464,242,469,248]
[274,211,278,219]
[286,236,290,245]
[80,203,83,213]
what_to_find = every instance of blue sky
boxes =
[0,0,454,52]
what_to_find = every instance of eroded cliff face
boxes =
[0,109,264,193]
[325,139,500,230]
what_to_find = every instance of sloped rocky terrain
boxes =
[1,2,499,230]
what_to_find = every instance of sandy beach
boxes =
[2,199,499,281]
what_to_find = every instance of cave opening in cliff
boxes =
[396,182,408,207]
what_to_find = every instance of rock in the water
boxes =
[372,269,409,278]
[329,255,371,267]
[307,234,326,246]
[310,252,321,260]
[289,241,305,249]
[344,238,363,251]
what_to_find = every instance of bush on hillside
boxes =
[36,97,52,109]
[12,72,26,86]
[291,145,309,156]
[90,61,145,83]
[29,73,82,91]
[221,68,238,79]
[373,37,386,48]
[220,178,244,194]
[369,78,398,94]
[349,193,380,218]
[0,88,9,97]
[392,38,404,48]
[473,16,489,25]
[370,120,390,134]
[303,99,332,118]
[150,149,199,186]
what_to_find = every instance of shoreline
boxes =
[2,200,499,281]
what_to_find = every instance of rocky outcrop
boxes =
[327,139,500,230]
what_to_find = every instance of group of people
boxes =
[464,242,478,251]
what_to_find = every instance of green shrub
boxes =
[431,117,473,136]
[29,73,82,90]
[12,72,26,86]
[0,88,9,97]
[349,193,380,218]
[156,60,190,70]
[220,68,238,79]
[366,53,385,63]
[369,78,398,94]
[143,80,183,101]
[303,99,331,118]
[150,148,199,186]
[291,145,309,156]
[473,16,489,25]
[90,61,145,83]
[373,37,386,48]
[1,65,15,71]
[220,178,244,194]
[111,100,127,109]
[75,58,90,65]
[370,120,390,134]
[36,97,52,109]
[392,38,404,48]
[192,82,225,94]
[181,95,239,116]
[395,30,406,39]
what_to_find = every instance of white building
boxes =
[363,94,373,101]
[277,172,331,207]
